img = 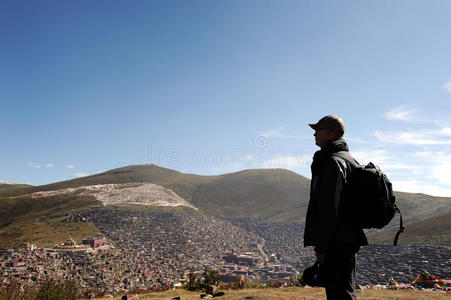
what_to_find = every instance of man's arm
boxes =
[314,157,343,258]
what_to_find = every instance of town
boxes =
[1,209,450,296]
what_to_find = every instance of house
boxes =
[82,237,107,248]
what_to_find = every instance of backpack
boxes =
[333,151,404,245]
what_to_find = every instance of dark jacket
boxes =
[304,138,368,253]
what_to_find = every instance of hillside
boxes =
[0,165,312,223]
[1,164,451,246]
[0,182,33,190]
[0,179,201,247]
[364,191,451,246]
[3,165,447,225]
[0,164,215,200]
[393,191,451,225]
[192,168,310,222]
[367,210,451,246]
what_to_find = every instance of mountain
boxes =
[0,179,202,247]
[1,164,450,247]
[192,169,310,222]
[0,165,311,223]
[392,192,451,225]
[0,182,33,190]
[367,211,451,246]
[0,164,215,199]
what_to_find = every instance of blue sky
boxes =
[2,1,451,196]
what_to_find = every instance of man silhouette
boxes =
[304,115,368,300]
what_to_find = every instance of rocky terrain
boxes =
[27,182,196,209]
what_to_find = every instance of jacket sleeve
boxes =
[314,157,344,254]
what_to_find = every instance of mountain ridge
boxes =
[1,164,450,247]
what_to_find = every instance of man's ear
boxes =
[326,128,337,139]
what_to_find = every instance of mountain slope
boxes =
[0,165,312,223]
[393,192,451,225]
[2,166,449,225]
[0,182,33,190]
[0,164,215,199]
[1,164,451,246]
[367,210,451,246]
[192,169,310,222]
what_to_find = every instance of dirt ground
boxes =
[103,287,450,300]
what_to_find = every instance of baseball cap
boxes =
[308,115,345,135]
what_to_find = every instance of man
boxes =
[304,115,368,300]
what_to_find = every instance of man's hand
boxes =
[316,253,326,264]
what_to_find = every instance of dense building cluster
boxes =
[1,209,450,296]
[231,220,315,270]
[231,220,451,285]
[356,245,451,285]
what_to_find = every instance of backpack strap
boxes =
[393,205,404,246]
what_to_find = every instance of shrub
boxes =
[203,267,221,287]
[36,279,78,300]
[185,268,222,292]
[186,271,201,291]
[0,279,78,300]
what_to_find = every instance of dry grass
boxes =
[0,220,102,247]
[100,287,450,300]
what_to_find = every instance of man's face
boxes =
[314,127,336,148]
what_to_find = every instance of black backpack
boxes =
[333,151,404,245]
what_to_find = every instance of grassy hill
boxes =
[0,165,310,246]
[0,164,215,199]
[0,190,102,247]
[0,165,311,223]
[3,165,447,225]
[393,191,451,225]
[367,210,451,246]
[365,191,451,246]
[192,168,310,222]
[0,183,33,190]
[1,164,451,246]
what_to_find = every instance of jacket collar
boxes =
[311,137,349,175]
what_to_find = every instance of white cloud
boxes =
[66,165,75,169]
[442,81,451,93]
[416,151,451,186]
[261,155,311,169]
[352,108,451,196]
[75,173,89,177]
[352,149,388,165]
[27,163,41,168]
[382,163,425,176]
[259,127,286,138]
[392,180,451,197]
[352,149,424,178]
[0,181,32,185]
[385,106,418,121]
[374,128,451,145]
[258,127,309,140]
[350,145,451,196]
[45,163,54,168]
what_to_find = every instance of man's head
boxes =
[308,115,345,148]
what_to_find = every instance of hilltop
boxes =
[0,182,34,190]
